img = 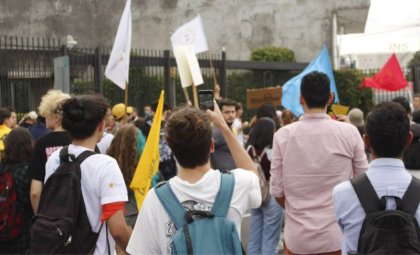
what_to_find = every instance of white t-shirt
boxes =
[232,118,244,147]
[96,132,114,154]
[45,144,128,255]
[126,169,261,255]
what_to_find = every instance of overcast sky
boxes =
[338,0,420,55]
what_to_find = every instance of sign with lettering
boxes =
[246,86,282,109]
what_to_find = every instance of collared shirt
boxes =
[333,158,420,255]
[270,113,368,254]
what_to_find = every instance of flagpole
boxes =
[208,52,218,90]
[183,87,191,104]
[124,82,129,124]
[192,84,199,109]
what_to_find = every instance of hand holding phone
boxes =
[198,90,214,111]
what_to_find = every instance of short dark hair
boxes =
[300,71,331,108]
[218,98,237,110]
[61,94,108,139]
[248,117,276,150]
[235,102,243,111]
[413,109,420,124]
[392,96,411,115]
[366,102,409,158]
[165,107,212,168]
[2,127,33,164]
[0,107,11,125]
[256,103,280,129]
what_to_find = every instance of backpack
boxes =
[0,164,25,241]
[350,173,420,255]
[30,146,101,254]
[247,145,270,207]
[155,173,243,255]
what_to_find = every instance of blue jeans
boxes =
[247,196,284,255]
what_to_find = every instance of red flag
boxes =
[361,54,407,91]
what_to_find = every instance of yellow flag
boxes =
[130,90,164,210]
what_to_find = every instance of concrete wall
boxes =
[0,0,369,62]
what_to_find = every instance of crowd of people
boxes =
[0,70,419,254]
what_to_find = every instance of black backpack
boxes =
[30,146,102,254]
[350,173,420,255]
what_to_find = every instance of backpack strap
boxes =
[211,173,235,217]
[399,176,420,214]
[59,145,96,179]
[155,182,186,229]
[247,145,268,163]
[350,173,385,213]
[74,150,96,164]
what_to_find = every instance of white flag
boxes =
[173,45,204,88]
[105,0,132,90]
[171,15,209,54]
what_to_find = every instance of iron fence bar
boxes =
[163,50,173,108]
[220,50,227,98]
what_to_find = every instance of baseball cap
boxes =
[112,103,127,120]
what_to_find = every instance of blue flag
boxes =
[282,46,338,117]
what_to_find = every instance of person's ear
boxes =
[299,95,305,106]
[97,120,105,132]
[210,138,215,153]
[406,131,414,147]
[363,134,371,151]
[327,92,334,105]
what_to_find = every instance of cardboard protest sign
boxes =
[247,86,282,109]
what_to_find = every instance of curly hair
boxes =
[165,107,212,168]
[2,127,33,164]
[107,124,139,186]
[38,90,71,117]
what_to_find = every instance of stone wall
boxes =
[0,0,369,61]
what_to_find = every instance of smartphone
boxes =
[198,90,214,110]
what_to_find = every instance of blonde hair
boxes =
[38,90,71,117]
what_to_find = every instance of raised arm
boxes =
[206,100,257,174]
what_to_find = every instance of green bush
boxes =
[334,69,373,115]
[251,47,296,62]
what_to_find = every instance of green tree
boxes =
[334,69,373,115]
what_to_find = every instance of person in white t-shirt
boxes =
[126,102,261,254]
[45,94,132,255]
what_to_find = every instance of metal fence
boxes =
[0,35,307,117]
[3,35,419,118]
[360,67,418,105]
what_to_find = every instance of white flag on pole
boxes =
[105,0,132,90]
[173,45,204,88]
[171,15,209,54]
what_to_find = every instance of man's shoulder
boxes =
[230,169,258,185]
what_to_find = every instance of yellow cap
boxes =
[112,103,126,120]
[127,106,133,114]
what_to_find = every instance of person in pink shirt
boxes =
[270,71,368,255]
